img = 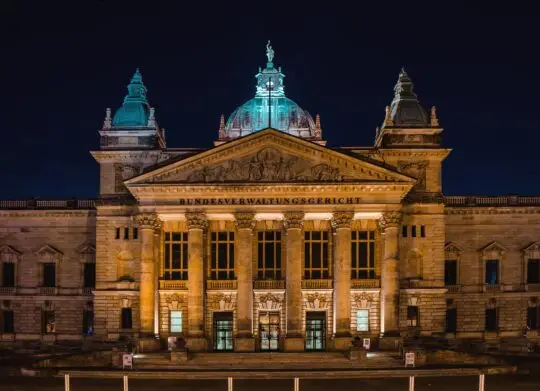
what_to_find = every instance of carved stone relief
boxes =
[257,293,283,310]
[352,292,373,309]
[166,294,184,311]
[115,163,142,192]
[305,292,330,310]
[398,160,428,191]
[208,293,234,310]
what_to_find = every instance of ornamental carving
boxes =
[235,212,256,230]
[209,293,234,310]
[185,211,208,230]
[135,213,161,230]
[166,294,184,311]
[305,292,330,310]
[378,211,403,231]
[331,211,354,229]
[283,212,304,230]
[352,292,373,309]
[186,147,341,183]
[523,242,540,259]
[258,293,283,310]
[114,163,142,192]
[398,160,428,191]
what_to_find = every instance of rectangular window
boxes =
[351,230,376,279]
[170,310,182,333]
[1,310,14,333]
[527,307,540,330]
[164,232,189,280]
[411,225,417,238]
[407,306,419,327]
[42,310,55,333]
[420,225,426,238]
[2,263,15,287]
[356,309,369,332]
[485,308,497,331]
[257,231,282,280]
[121,308,132,329]
[83,263,96,288]
[43,263,56,287]
[402,225,407,238]
[124,227,129,240]
[132,227,138,240]
[115,228,120,240]
[445,308,457,333]
[210,232,235,280]
[82,310,94,335]
[527,259,540,284]
[304,231,329,279]
[485,260,499,285]
[444,260,458,286]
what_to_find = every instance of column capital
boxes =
[135,212,161,231]
[378,210,403,231]
[283,212,304,230]
[235,211,256,230]
[186,211,208,230]
[331,211,354,230]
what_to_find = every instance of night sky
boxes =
[1,2,539,199]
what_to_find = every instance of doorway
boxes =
[213,311,233,351]
[259,312,280,351]
[305,311,326,351]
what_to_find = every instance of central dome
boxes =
[222,42,320,141]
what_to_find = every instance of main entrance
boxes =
[213,311,233,351]
[305,311,326,351]
[259,312,280,351]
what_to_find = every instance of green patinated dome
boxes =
[112,69,150,127]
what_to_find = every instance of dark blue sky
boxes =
[1,2,538,198]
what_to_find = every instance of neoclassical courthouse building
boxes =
[1,44,540,352]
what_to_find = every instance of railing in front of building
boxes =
[207,280,238,290]
[444,195,540,207]
[0,199,96,209]
[401,280,445,289]
[351,279,380,289]
[159,280,188,290]
[301,279,333,289]
[446,285,461,293]
[39,287,58,295]
[254,280,285,290]
[0,287,16,295]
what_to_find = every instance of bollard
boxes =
[409,376,415,391]
[123,375,129,391]
[64,374,70,391]
[479,374,485,391]
[228,377,233,391]
[294,377,300,391]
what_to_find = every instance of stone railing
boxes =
[207,280,237,290]
[0,287,16,295]
[0,199,96,210]
[483,284,502,293]
[254,280,285,290]
[159,280,188,290]
[39,287,58,295]
[445,285,461,293]
[401,279,444,289]
[302,279,333,289]
[351,279,380,289]
[444,195,540,207]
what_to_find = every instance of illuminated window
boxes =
[356,309,369,332]
[351,231,375,279]
[304,231,329,279]
[210,232,235,280]
[407,306,419,327]
[163,232,189,280]
[170,310,182,333]
[257,231,282,279]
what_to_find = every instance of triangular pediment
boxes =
[36,244,63,262]
[444,242,462,254]
[126,129,415,186]
[480,241,506,259]
[523,242,540,258]
[0,245,21,263]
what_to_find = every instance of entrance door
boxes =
[305,311,326,351]
[213,312,233,351]
[259,312,280,351]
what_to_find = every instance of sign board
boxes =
[363,338,371,350]
[168,336,177,351]
[405,351,415,367]
[122,353,133,370]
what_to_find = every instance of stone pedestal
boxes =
[284,336,305,352]
[348,347,367,360]
[137,336,161,353]
[234,337,256,352]
[186,337,208,352]
[284,212,304,346]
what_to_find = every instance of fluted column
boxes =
[332,211,354,346]
[136,212,160,336]
[284,211,305,351]
[234,212,256,351]
[186,211,207,351]
[378,210,403,337]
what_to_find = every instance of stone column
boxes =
[378,210,402,349]
[135,213,160,338]
[284,211,305,351]
[234,212,255,352]
[331,211,354,350]
[186,211,208,352]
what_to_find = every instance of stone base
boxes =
[333,336,353,351]
[170,349,188,362]
[186,337,208,352]
[379,335,403,351]
[234,336,256,352]
[348,347,367,361]
[284,336,305,352]
[137,337,161,353]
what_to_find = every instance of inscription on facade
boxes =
[177,197,362,206]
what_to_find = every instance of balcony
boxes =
[302,279,333,289]
[401,279,444,289]
[254,280,285,290]
[39,287,58,295]
[0,287,16,295]
[483,284,501,293]
[445,285,461,293]
[159,280,188,290]
[207,280,237,290]
[351,279,380,289]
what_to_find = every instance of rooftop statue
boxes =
[266,40,274,63]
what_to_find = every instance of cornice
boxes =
[379,149,452,158]
[0,210,96,218]
[90,150,185,163]
[445,207,540,215]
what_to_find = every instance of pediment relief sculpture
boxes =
[523,242,540,259]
